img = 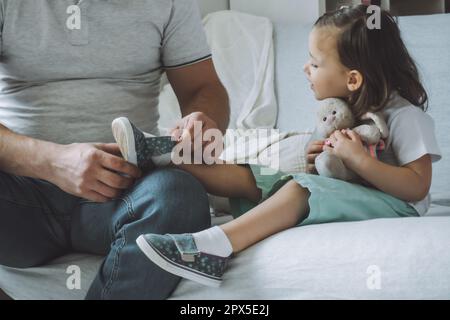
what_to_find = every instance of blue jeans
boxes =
[0,168,211,299]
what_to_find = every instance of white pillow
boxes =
[257,132,311,174]
[157,11,277,133]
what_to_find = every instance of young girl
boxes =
[112,5,441,287]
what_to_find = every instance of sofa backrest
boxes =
[273,13,450,195]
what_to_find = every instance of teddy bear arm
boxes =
[315,151,356,181]
[353,124,381,145]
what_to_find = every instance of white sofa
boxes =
[1,13,450,300]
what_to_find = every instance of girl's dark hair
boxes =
[314,5,428,118]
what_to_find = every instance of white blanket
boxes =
[157,10,277,134]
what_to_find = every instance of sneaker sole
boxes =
[136,235,222,288]
[112,117,137,166]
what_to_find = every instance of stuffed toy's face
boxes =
[316,98,354,138]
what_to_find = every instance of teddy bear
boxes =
[310,98,389,182]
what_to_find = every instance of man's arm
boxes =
[0,123,58,179]
[0,123,141,202]
[166,58,229,134]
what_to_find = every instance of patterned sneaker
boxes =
[111,117,177,171]
[136,233,231,287]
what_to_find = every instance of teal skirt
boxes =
[229,165,419,226]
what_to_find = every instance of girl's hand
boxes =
[323,129,368,167]
[306,140,325,174]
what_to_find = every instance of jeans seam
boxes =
[122,195,136,219]
[108,197,134,244]
[101,196,135,299]
[101,227,127,300]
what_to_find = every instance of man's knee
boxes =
[151,168,211,227]
[130,168,211,232]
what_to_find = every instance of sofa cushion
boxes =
[2,216,450,300]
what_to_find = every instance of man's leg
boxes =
[70,167,211,300]
[0,171,77,268]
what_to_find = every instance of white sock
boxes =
[142,132,172,167]
[193,226,233,258]
[151,153,172,167]
[143,132,155,138]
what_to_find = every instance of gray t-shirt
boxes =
[0,0,211,144]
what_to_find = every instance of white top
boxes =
[379,94,442,216]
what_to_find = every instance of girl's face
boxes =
[304,27,353,101]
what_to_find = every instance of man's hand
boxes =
[165,59,229,163]
[50,143,142,203]
[306,140,325,174]
[171,111,219,144]
[170,111,223,163]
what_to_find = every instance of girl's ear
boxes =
[346,70,363,92]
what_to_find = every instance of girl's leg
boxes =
[221,180,310,253]
[136,179,310,287]
[175,163,262,203]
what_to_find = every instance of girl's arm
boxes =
[326,130,432,202]
[347,153,431,202]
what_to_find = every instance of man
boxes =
[0,0,229,299]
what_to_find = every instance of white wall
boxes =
[230,0,321,23]
[196,0,229,16]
